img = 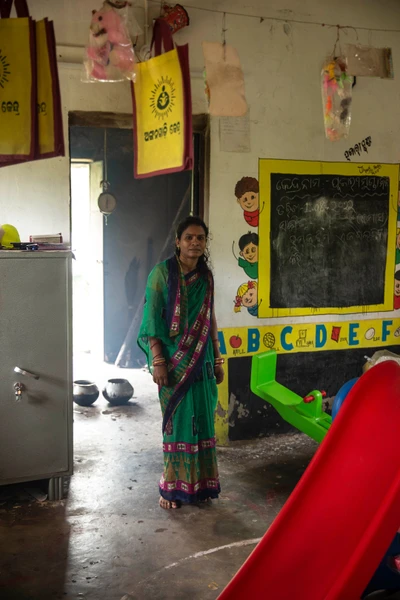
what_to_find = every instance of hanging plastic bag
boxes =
[83,0,136,82]
[321,56,353,142]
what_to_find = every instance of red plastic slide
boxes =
[218,361,400,600]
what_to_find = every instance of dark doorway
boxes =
[69,114,207,369]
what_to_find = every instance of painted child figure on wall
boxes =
[234,281,260,317]
[233,232,259,279]
[235,177,261,227]
[398,192,400,221]
[395,270,400,309]
[396,229,400,266]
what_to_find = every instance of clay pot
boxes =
[73,380,99,406]
[103,378,134,405]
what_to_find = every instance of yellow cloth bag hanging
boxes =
[0,0,36,163]
[35,18,64,158]
[0,0,64,166]
[132,19,193,179]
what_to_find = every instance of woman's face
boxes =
[177,225,207,262]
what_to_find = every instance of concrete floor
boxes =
[0,360,397,600]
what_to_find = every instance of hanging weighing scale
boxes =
[98,129,117,224]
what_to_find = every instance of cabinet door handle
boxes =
[14,366,40,380]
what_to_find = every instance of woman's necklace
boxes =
[179,258,197,274]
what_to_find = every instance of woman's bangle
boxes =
[153,359,167,367]
[214,358,225,366]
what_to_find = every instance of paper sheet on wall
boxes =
[219,112,251,153]
[202,41,248,117]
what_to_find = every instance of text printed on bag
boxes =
[144,121,181,142]
[1,101,48,117]
[37,102,47,116]
[1,101,20,115]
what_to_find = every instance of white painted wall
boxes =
[1,0,400,330]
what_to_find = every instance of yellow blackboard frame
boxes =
[258,159,399,318]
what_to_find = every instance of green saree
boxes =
[138,256,220,503]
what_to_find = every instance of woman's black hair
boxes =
[175,216,210,273]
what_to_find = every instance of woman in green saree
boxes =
[138,216,224,509]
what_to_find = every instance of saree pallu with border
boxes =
[138,257,221,503]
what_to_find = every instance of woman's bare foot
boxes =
[198,498,212,505]
[159,497,181,510]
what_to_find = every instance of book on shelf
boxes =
[29,233,63,244]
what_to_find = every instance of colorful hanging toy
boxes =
[321,56,353,141]
[84,0,136,82]
[160,4,190,33]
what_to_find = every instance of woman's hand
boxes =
[214,365,224,385]
[153,365,169,387]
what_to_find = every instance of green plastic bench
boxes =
[251,350,332,443]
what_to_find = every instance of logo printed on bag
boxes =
[150,76,176,120]
[0,50,11,89]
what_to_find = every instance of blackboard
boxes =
[269,173,390,309]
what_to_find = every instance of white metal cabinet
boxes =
[0,251,73,499]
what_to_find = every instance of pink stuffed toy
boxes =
[85,1,136,81]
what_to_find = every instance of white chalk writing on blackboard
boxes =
[270,173,390,309]
[276,178,321,192]
[274,174,387,195]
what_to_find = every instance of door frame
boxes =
[68,111,210,229]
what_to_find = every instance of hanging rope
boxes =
[104,129,107,184]
[332,25,341,57]
[222,12,227,60]
[147,0,400,35]
[101,129,109,192]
